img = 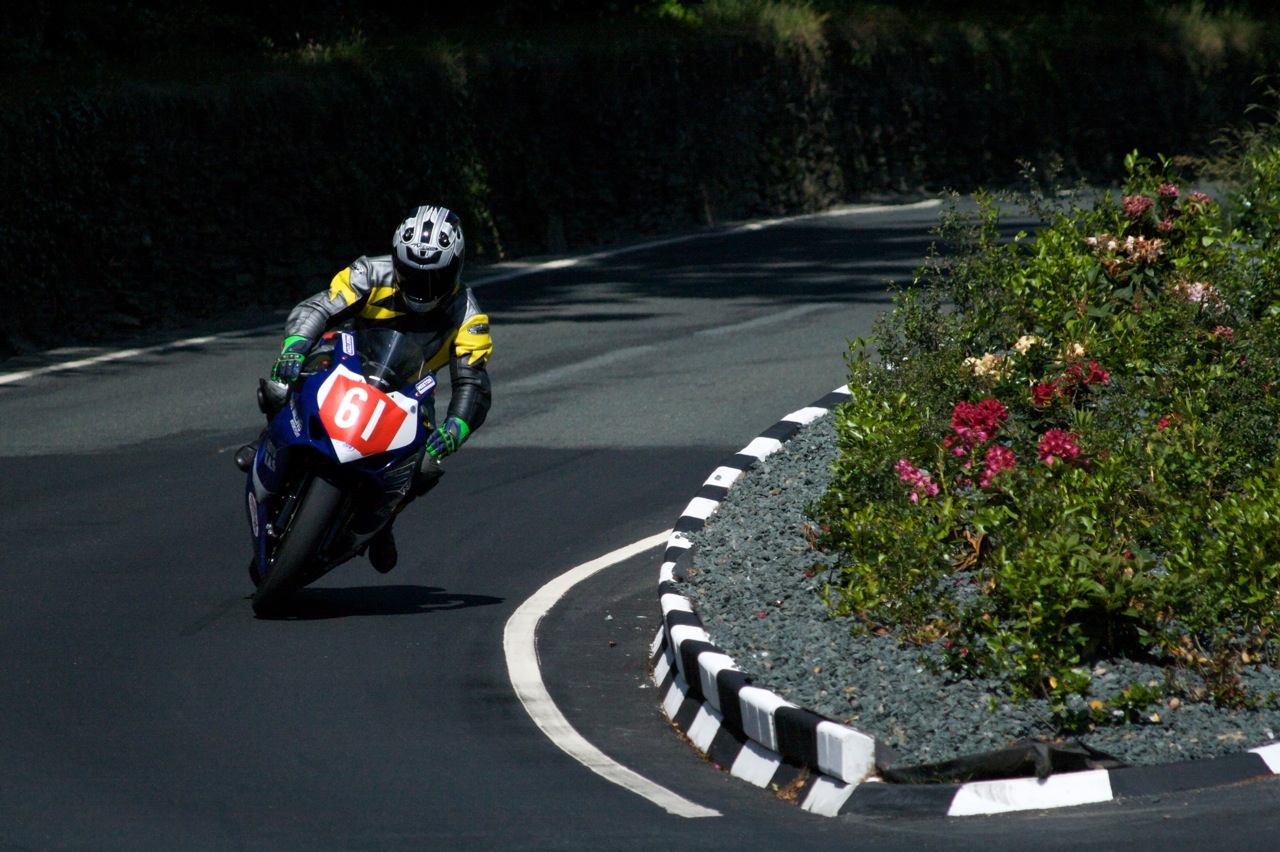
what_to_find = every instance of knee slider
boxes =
[413,454,445,497]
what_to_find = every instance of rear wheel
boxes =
[251,476,345,616]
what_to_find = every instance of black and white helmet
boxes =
[392,205,465,312]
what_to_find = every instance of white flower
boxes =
[1013,334,1044,354]
[962,353,1007,377]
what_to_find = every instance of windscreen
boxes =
[354,327,428,391]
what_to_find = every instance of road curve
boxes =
[7,201,1276,849]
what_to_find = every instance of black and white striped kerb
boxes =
[652,385,1280,817]
[655,385,877,817]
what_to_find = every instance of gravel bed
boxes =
[684,415,1280,769]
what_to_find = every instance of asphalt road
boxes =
[5,201,1280,850]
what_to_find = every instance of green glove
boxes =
[426,417,470,459]
[271,335,311,383]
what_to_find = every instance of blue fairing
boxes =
[244,329,436,578]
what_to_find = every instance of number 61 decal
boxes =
[315,366,418,460]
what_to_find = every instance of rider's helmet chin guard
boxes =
[392,205,465,313]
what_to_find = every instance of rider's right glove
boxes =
[271,335,312,384]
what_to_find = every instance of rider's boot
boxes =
[369,522,398,573]
[235,427,268,473]
[367,456,442,574]
[413,455,445,498]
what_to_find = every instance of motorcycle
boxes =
[244,327,437,615]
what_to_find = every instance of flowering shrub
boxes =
[814,149,1280,725]
[894,459,939,503]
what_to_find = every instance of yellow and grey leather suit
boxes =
[285,254,492,432]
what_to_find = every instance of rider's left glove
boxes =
[271,335,312,384]
[426,417,470,460]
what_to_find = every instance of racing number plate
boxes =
[316,366,417,460]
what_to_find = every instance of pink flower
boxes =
[979,445,1017,487]
[1158,183,1180,199]
[895,459,940,503]
[1123,195,1154,218]
[1173,280,1221,309]
[1187,190,1212,212]
[1157,413,1181,432]
[1157,218,1173,234]
[1212,325,1234,341]
[1038,430,1081,465]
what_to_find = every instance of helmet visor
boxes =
[394,263,452,307]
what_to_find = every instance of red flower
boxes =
[1031,381,1060,407]
[951,398,1008,448]
[1038,430,1081,465]
[1066,360,1110,386]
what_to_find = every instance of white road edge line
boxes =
[503,529,720,819]
[0,199,941,386]
[0,325,278,387]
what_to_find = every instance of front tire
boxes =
[251,476,345,616]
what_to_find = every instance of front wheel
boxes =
[251,475,345,616]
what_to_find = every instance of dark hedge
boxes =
[0,28,1273,356]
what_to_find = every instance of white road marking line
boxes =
[503,530,721,818]
[471,198,940,286]
[502,344,660,391]
[693,303,833,337]
[505,303,838,391]
[0,326,277,387]
[0,200,941,386]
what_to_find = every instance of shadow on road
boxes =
[253,584,504,620]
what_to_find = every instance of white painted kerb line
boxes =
[503,530,720,818]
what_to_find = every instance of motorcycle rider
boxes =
[236,205,492,573]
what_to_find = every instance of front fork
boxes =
[250,468,311,573]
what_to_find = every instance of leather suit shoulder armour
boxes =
[285,255,391,341]
[348,255,396,296]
